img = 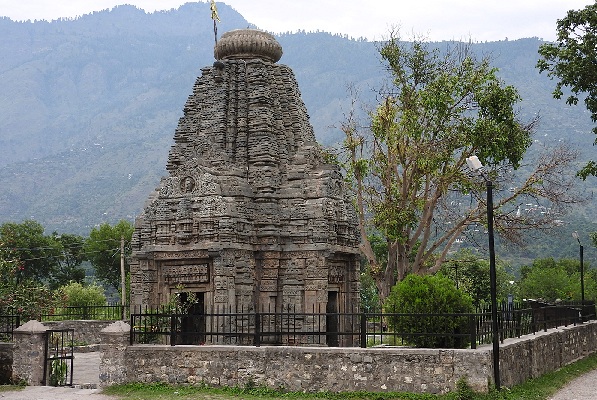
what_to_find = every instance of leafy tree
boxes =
[48,233,87,290]
[0,272,59,322]
[341,33,581,299]
[384,274,473,348]
[518,257,595,302]
[84,220,133,290]
[440,249,515,306]
[359,269,380,312]
[537,2,597,178]
[0,220,62,284]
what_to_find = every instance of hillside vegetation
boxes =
[0,2,595,265]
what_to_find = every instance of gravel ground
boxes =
[0,386,118,400]
[548,367,597,400]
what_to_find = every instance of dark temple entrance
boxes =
[178,292,205,345]
[326,291,339,347]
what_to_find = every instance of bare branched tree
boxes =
[339,33,584,300]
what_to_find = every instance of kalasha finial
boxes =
[214,29,283,63]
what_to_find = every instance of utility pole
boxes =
[120,235,126,320]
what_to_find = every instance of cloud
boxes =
[0,0,594,41]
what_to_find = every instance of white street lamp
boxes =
[466,155,500,391]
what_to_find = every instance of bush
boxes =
[59,282,106,307]
[0,280,58,322]
[384,274,474,348]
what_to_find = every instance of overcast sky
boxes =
[0,0,594,42]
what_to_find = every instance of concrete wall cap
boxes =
[101,320,131,333]
[14,319,47,333]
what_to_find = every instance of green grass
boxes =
[100,352,597,400]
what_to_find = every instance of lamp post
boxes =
[572,231,585,304]
[466,155,500,391]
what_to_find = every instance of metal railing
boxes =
[129,301,596,348]
[0,303,126,330]
[1,300,594,348]
[39,303,127,321]
[0,314,20,342]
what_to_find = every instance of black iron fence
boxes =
[129,301,596,348]
[0,303,127,329]
[0,314,20,342]
[0,301,594,348]
[39,303,127,321]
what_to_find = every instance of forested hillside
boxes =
[0,2,595,265]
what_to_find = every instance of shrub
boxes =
[384,273,474,348]
[59,282,106,307]
[0,280,58,322]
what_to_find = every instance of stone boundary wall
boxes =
[0,343,13,384]
[129,345,490,394]
[44,320,115,345]
[100,320,597,394]
[499,321,597,387]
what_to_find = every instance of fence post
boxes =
[12,320,48,385]
[499,305,504,343]
[99,321,130,387]
[469,314,476,349]
[170,314,176,346]
[254,312,261,347]
[360,313,367,348]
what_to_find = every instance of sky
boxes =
[0,0,595,42]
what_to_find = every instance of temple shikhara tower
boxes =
[130,29,360,345]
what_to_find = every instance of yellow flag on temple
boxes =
[210,0,220,22]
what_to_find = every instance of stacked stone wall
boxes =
[100,321,597,394]
[499,321,597,387]
[119,345,488,394]
[44,320,114,345]
[0,343,13,384]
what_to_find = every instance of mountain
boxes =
[0,2,595,264]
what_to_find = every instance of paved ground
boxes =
[0,352,118,400]
[0,386,117,400]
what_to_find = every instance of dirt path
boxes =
[548,367,597,400]
[0,386,118,400]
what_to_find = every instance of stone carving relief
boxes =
[162,263,209,284]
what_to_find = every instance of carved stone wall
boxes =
[130,29,360,344]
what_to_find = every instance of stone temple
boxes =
[130,29,360,345]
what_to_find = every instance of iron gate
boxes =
[43,329,74,386]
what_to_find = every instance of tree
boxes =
[537,2,597,178]
[518,258,593,302]
[84,220,133,290]
[440,249,514,306]
[341,34,581,299]
[48,233,87,290]
[0,220,62,284]
[0,278,58,321]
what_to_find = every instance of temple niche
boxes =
[130,29,361,346]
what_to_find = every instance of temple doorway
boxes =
[177,292,205,345]
[326,291,339,347]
